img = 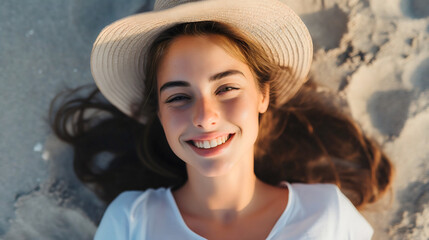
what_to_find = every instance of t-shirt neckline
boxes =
[165,182,293,240]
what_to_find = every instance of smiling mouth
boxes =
[187,134,234,149]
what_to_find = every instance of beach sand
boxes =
[0,0,428,239]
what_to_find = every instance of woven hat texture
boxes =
[91,0,313,121]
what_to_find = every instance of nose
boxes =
[192,97,219,129]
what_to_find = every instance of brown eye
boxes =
[216,86,239,95]
[165,95,190,103]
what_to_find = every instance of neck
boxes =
[174,151,263,222]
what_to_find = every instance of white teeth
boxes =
[192,135,230,149]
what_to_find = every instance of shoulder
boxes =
[107,188,170,213]
[102,190,147,218]
[289,183,341,210]
[289,182,366,219]
[285,183,373,239]
[109,190,146,211]
[94,188,170,240]
[289,182,338,197]
[289,183,365,211]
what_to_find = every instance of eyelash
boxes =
[216,86,239,94]
[165,86,240,103]
[165,95,190,103]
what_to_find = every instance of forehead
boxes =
[163,34,241,63]
[157,35,248,80]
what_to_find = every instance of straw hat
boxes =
[91,0,313,121]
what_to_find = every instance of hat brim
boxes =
[91,0,313,121]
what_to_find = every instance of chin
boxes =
[192,159,235,177]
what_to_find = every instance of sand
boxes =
[0,0,428,239]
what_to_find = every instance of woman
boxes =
[50,0,393,239]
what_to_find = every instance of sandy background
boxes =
[0,0,428,239]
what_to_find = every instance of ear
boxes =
[258,84,270,114]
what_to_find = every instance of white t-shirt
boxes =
[94,183,373,240]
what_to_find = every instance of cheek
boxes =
[223,94,260,131]
[159,107,189,141]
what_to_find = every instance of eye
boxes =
[216,86,239,95]
[165,95,190,103]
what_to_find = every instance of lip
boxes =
[185,132,231,141]
[186,133,235,157]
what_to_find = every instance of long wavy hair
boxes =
[50,21,394,209]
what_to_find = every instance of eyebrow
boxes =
[159,81,190,93]
[209,69,244,81]
[159,70,244,93]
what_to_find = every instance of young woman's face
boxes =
[157,35,269,177]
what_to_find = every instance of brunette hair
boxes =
[50,21,393,208]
